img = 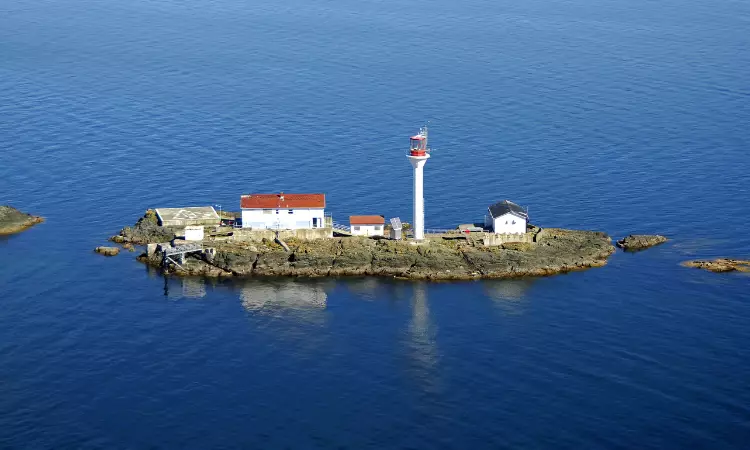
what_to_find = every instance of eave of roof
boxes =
[349,215,385,225]
[488,200,528,219]
[240,193,326,209]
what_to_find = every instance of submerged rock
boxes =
[616,234,667,251]
[0,206,43,235]
[95,246,120,256]
[681,258,750,273]
[137,228,615,281]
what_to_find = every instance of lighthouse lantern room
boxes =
[409,133,428,156]
[407,126,431,241]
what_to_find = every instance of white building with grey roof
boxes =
[485,200,528,234]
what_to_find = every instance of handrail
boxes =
[424,229,464,235]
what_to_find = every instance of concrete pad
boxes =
[155,206,220,227]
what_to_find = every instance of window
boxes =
[353,226,361,231]
[275,210,279,214]
[374,225,381,231]
[512,220,516,225]
[263,209,272,215]
[288,209,294,214]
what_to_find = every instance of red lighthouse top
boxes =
[409,126,429,157]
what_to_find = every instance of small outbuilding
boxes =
[486,200,528,234]
[349,215,385,237]
[184,226,205,241]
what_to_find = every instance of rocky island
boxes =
[113,211,616,281]
[616,234,668,251]
[0,206,43,235]
[681,259,750,273]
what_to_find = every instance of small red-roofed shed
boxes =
[349,215,385,237]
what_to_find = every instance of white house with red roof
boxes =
[240,193,327,230]
[349,215,385,237]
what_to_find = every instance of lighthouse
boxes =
[407,126,431,240]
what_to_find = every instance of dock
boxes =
[156,242,215,269]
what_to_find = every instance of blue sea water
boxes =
[1,0,750,447]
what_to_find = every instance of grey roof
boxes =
[488,200,528,219]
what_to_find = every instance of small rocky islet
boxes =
[0,206,43,235]
[681,259,750,273]
[112,211,617,280]
[616,234,668,251]
[95,246,121,256]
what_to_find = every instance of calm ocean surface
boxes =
[1,0,750,448]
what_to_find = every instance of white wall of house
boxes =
[492,213,527,234]
[241,208,326,230]
[350,224,384,236]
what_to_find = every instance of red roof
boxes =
[240,193,326,209]
[349,215,385,225]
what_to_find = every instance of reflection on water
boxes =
[182,277,207,299]
[163,276,207,299]
[343,277,381,300]
[145,264,163,279]
[160,276,332,311]
[406,283,441,393]
[483,279,534,316]
[239,280,328,312]
[238,279,332,352]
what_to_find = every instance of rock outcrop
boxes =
[616,234,667,251]
[681,259,750,273]
[0,206,43,235]
[137,228,615,281]
[111,210,175,245]
[95,246,120,256]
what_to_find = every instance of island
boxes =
[616,234,668,251]
[681,259,750,273]
[0,206,43,235]
[112,211,616,280]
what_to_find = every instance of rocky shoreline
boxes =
[110,210,175,245]
[0,206,43,235]
[113,212,616,280]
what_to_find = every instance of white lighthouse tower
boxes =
[407,125,431,241]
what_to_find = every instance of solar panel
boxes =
[390,217,402,230]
